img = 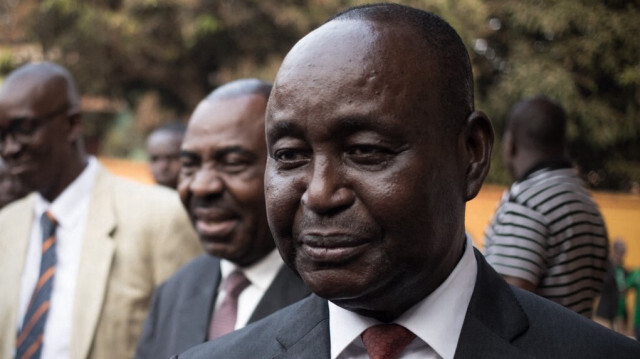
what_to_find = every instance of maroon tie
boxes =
[361,324,416,359]
[208,270,251,339]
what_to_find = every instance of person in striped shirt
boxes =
[484,95,609,317]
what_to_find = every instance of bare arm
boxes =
[502,275,537,292]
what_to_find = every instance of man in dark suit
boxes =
[175,4,640,359]
[135,79,310,359]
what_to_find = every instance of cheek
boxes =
[265,170,302,256]
[176,177,191,208]
[265,172,299,225]
[170,160,182,171]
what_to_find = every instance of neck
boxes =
[514,155,571,182]
[41,155,88,202]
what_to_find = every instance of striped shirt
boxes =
[484,167,609,317]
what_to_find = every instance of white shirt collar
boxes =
[329,236,477,359]
[33,156,99,228]
[220,249,283,291]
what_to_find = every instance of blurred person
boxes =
[135,79,310,359]
[595,238,629,333]
[484,95,609,317]
[147,122,186,189]
[174,4,640,359]
[0,156,28,209]
[626,267,640,340]
[0,62,201,359]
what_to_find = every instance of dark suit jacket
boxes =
[135,254,310,359]
[173,250,640,359]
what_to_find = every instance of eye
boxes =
[180,155,199,176]
[219,153,252,174]
[11,119,38,136]
[346,145,394,166]
[273,148,310,169]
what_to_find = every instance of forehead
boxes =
[184,95,267,151]
[0,74,63,120]
[267,20,441,140]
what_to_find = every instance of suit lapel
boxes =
[71,169,116,359]
[249,265,310,323]
[273,295,330,359]
[454,250,532,358]
[176,257,221,348]
[0,195,36,358]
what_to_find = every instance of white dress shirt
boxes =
[17,157,98,359]
[329,236,478,359]
[217,249,285,329]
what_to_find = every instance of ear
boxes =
[503,130,516,157]
[66,112,83,143]
[462,111,494,201]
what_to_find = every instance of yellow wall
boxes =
[99,157,640,268]
[467,184,640,268]
[99,157,154,185]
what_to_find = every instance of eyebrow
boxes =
[214,146,257,160]
[266,120,306,144]
[180,150,199,160]
[266,116,401,143]
[180,146,257,160]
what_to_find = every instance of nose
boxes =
[301,156,355,214]
[0,134,22,158]
[157,158,172,172]
[189,166,225,198]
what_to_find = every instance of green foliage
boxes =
[474,0,640,190]
[2,0,639,190]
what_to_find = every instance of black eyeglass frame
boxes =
[0,104,70,149]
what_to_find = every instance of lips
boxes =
[299,232,370,263]
[192,208,239,240]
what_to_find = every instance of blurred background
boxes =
[1,0,638,250]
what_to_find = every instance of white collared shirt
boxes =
[17,157,98,359]
[217,249,285,329]
[329,236,478,359]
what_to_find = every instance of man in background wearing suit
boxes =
[176,4,640,358]
[0,62,201,359]
[135,79,310,359]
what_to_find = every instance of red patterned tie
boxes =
[361,324,416,359]
[208,270,251,339]
[16,211,57,359]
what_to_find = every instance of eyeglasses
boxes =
[0,104,69,150]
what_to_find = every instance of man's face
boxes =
[265,20,468,318]
[147,130,183,188]
[178,95,274,266]
[0,76,74,198]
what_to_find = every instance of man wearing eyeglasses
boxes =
[0,62,201,359]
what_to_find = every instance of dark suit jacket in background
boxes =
[173,250,640,359]
[135,254,310,359]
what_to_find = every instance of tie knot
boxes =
[223,270,251,298]
[40,211,57,239]
[361,324,416,359]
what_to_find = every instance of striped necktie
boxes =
[16,211,58,359]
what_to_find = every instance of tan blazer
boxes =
[0,167,201,359]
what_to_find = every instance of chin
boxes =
[199,238,230,257]
[300,269,369,301]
